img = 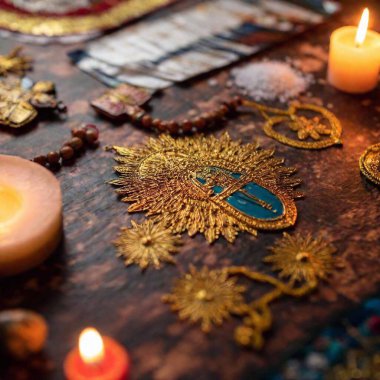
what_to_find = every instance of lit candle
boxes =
[328,8,380,93]
[0,155,62,276]
[64,328,130,380]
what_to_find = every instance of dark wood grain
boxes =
[0,1,379,379]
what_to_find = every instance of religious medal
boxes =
[164,233,337,349]
[108,133,302,243]
[359,143,380,186]
[0,77,65,128]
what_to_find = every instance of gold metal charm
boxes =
[114,220,182,270]
[108,133,302,244]
[359,143,380,186]
[0,47,32,77]
[0,77,63,128]
[164,233,337,350]
[243,100,342,149]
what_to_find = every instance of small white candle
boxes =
[328,8,380,94]
[0,155,62,276]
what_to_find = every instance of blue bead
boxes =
[358,323,370,337]
[326,341,344,363]
[364,299,380,313]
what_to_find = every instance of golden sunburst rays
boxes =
[162,266,246,332]
[163,233,338,350]
[264,232,337,284]
[114,220,182,270]
[109,133,302,244]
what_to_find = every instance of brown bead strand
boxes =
[129,96,242,134]
[32,124,100,170]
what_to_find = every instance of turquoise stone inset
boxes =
[196,167,284,220]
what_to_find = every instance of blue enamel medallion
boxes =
[196,167,284,220]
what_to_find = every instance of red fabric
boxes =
[0,0,123,17]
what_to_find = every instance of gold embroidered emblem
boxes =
[108,133,302,244]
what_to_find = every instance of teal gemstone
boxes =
[196,167,284,220]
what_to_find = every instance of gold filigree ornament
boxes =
[0,47,32,77]
[243,100,343,149]
[359,143,380,186]
[114,220,182,270]
[163,233,337,350]
[108,133,303,244]
[0,77,65,128]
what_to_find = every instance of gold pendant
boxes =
[243,100,343,149]
[359,143,380,186]
[108,133,302,244]
[163,233,337,349]
[0,77,64,128]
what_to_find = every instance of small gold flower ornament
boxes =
[114,220,182,270]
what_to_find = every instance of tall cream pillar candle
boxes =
[328,8,380,94]
[0,155,62,276]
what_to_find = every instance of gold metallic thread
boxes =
[108,133,302,244]
[164,233,337,350]
[359,143,380,186]
[0,0,174,37]
[243,100,343,149]
[114,220,182,270]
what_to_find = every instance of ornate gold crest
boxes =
[243,100,342,149]
[0,77,63,128]
[114,220,182,270]
[164,233,337,349]
[108,133,302,243]
[359,143,380,186]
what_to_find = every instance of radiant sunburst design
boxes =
[109,133,302,243]
[264,232,336,283]
[114,220,182,270]
[162,266,246,332]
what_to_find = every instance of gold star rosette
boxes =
[359,143,380,186]
[108,133,302,244]
[164,233,337,350]
[243,100,343,149]
[114,220,182,270]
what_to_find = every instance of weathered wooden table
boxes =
[0,1,379,379]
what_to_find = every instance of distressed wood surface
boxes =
[0,1,379,379]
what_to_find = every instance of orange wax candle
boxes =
[328,8,380,93]
[64,328,130,380]
[0,155,62,276]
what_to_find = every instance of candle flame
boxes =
[355,8,369,47]
[79,328,105,365]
